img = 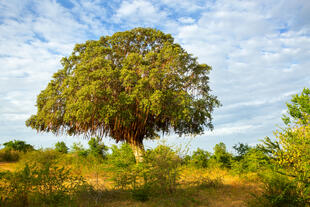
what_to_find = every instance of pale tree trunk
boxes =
[128,138,144,163]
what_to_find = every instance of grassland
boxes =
[0,160,261,207]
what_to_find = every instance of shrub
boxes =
[213,142,232,168]
[232,147,270,175]
[71,138,108,159]
[248,172,309,207]
[2,140,34,153]
[88,137,108,159]
[0,162,85,207]
[55,141,68,154]
[190,148,211,168]
[108,143,136,169]
[0,149,20,162]
[108,143,182,196]
[71,142,88,157]
[233,142,251,161]
[0,140,34,162]
[18,148,62,168]
[142,144,182,194]
[108,143,136,190]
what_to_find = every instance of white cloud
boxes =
[205,124,257,136]
[114,0,167,26]
[159,0,203,13]
[178,17,195,24]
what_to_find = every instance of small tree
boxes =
[87,137,108,158]
[191,148,210,168]
[213,142,231,168]
[71,142,88,157]
[3,140,34,152]
[55,141,68,154]
[26,28,220,162]
[262,88,310,204]
[264,88,310,180]
[233,142,250,161]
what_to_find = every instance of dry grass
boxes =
[200,177,260,207]
[78,167,261,207]
[177,167,261,207]
[0,162,261,207]
[0,161,17,172]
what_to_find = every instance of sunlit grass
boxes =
[0,160,261,207]
[0,161,17,172]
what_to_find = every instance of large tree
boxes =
[26,28,220,162]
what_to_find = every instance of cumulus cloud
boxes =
[114,0,167,26]
[0,0,309,151]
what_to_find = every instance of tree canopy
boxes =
[26,28,220,161]
[282,87,310,125]
[263,88,310,185]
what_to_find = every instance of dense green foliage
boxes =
[212,142,232,168]
[190,148,211,168]
[233,142,250,161]
[282,87,310,125]
[0,140,34,162]
[87,137,108,159]
[232,147,270,175]
[55,141,69,154]
[256,88,310,206]
[248,172,307,207]
[2,140,34,153]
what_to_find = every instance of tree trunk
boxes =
[128,138,144,163]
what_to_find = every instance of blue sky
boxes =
[0,0,309,153]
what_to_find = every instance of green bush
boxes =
[0,140,34,162]
[108,143,182,196]
[0,162,85,207]
[190,148,211,168]
[88,137,108,159]
[0,149,20,162]
[108,143,136,190]
[2,140,34,153]
[248,172,309,207]
[70,138,108,159]
[212,142,232,168]
[142,144,182,194]
[71,142,88,157]
[108,143,136,169]
[18,148,62,168]
[233,142,251,161]
[55,141,68,154]
[232,147,270,175]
